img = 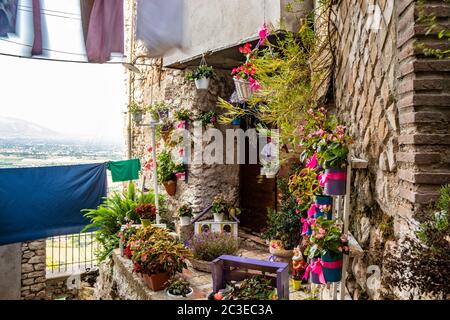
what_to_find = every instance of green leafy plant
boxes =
[305,217,349,259]
[167,277,192,297]
[177,204,193,218]
[135,203,157,220]
[197,110,218,126]
[212,193,228,214]
[174,108,191,121]
[186,65,215,81]
[288,168,322,205]
[262,174,303,250]
[188,232,239,262]
[129,225,192,276]
[128,102,142,114]
[82,183,166,261]
[211,276,277,300]
[156,149,177,183]
[147,102,171,121]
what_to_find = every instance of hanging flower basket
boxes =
[322,167,347,196]
[163,180,177,196]
[312,195,333,220]
[132,111,143,123]
[233,77,253,101]
[195,77,210,90]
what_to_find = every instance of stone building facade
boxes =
[125,0,449,299]
[20,240,46,299]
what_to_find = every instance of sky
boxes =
[0,0,127,144]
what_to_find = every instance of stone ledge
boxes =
[397,152,441,164]
[399,170,450,184]
[398,134,450,145]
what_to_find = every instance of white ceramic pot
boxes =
[233,77,252,101]
[213,212,224,222]
[180,216,191,226]
[195,77,210,90]
[132,112,143,123]
[166,287,193,300]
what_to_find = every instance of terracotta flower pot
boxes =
[163,180,177,196]
[143,272,170,291]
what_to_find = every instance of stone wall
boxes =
[333,0,450,299]
[124,1,240,218]
[21,240,46,299]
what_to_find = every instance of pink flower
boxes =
[178,148,184,157]
[258,24,269,45]
[147,146,153,153]
[176,121,185,129]
[239,43,252,54]
[338,246,343,252]
[305,152,318,169]
[249,77,261,91]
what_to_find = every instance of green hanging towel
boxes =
[107,159,141,182]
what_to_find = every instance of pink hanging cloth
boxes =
[31,0,42,55]
[85,0,124,63]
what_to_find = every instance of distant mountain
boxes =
[0,116,60,140]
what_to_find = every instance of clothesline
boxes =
[0,50,128,64]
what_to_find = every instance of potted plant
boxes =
[148,102,170,121]
[118,221,139,257]
[310,195,333,220]
[303,217,349,284]
[158,118,174,143]
[129,226,192,291]
[135,203,157,227]
[197,110,218,128]
[231,43,260,101]
[186,65,215,90]
[128,102,144,123]
[212,193,228,222]
[166,277,193,300]
[187,232,239,273]
[174,108,191,129]
[157,149,177,196]
[177,204,193,226]
[310,117,351,196]
[174,162,186,181]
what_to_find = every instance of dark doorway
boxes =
[238,121,277,233]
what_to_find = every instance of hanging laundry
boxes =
[107,158,141,182]
[84,0,124,63]
[0,163,107,245]
[136,0,184,57]
[0,0,18,37]
[79,0,95,43]
[31,0,42,55]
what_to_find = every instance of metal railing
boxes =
[46,232,99,275]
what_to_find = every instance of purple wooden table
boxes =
[211,255,290,300]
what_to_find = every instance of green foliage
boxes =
[262,176,303,250]
[197,110,218,126]
[188,232,239,262]
[156,149,177,183]
[147,102,170,121]
[186,65,215,81]
[82,182,166,261]
[128,102,142,114]
[288,168,322,206]
[218,276,277,300]
[174,108,192,121]
[416,0,450,59]
[167,278,192,296]
[417,184,450,252]
[305,217,349,259]
[177,204,193,217]
[129,225,192,276]
[317,141,349,169]
[219,23,317,148]
[212,193,228,214]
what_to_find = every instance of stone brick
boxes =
[399,112,444,124]
[28,255,45,264]
[30,283,45,293]
[398,134,450,145]
[22,279,34,286]
[33,263,46,271]
[22,264,33,273]
[399,170,450,184]
[396,152,441,164]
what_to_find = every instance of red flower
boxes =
[239,43,252,54]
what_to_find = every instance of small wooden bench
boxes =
[211,255,290,300]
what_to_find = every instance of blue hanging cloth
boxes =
[0,163,107,245]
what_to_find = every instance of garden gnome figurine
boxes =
[292,246,307,282]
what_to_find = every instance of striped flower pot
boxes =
[311,252,343,284]
[324,167,347,196]
[313,196,333,220]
